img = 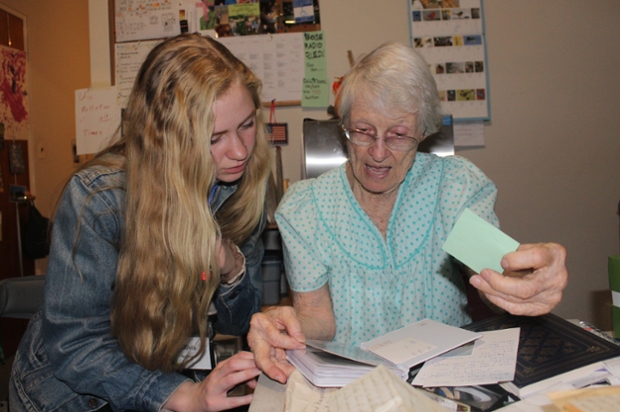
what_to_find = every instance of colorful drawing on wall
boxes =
[227,3,260,36]
[197,1,217,31]
[0,45,29,141]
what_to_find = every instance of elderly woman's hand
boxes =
[469,243,568,316]
[247,307,306,384]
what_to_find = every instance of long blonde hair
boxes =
[90,33,270,372]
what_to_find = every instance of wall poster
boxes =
[0,45,29,141]
[113,1,323,106]
[409,0,490,121]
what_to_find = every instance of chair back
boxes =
[0,275,45,319]
[301,116,455,179]
[302,118,348,179]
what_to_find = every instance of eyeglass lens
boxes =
[346,129,418,151]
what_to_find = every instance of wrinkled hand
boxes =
[163,351,260,412]
[470,243,568,316]
[247,306,306,384]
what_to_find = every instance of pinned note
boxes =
[302,31,329,108]
[75,87,121,155]
[442,209,519,274]
[302,77,329,108]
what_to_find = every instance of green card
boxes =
[442,209,519,274]
[609,255,620,292]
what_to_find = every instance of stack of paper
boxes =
[286,345,407,388]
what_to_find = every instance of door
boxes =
[0,7,34,358]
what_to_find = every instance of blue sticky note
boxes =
[442,209,520,274]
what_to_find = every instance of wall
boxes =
[0,0,90,219]
[460,2,620,326]
[11,1,620,326]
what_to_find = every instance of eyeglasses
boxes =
[342,126,422,152]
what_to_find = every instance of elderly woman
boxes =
[248,42,568,383]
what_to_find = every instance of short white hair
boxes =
[336,42,443,136]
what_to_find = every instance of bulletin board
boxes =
[112,0,323,107]
[409,0,490,121]
[75,0,326,156]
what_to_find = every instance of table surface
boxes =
[247,374,540,412]
[249,374,286,412]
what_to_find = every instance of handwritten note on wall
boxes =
[302,31,329,108]
[115,40,159,108]
[75,87,121,155]
[302,78,329,107]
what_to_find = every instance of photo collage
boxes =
[410,0,488,118]
[193,0,320,38]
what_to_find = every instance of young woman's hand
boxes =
[216,238,245,284]
[163,351,260,412]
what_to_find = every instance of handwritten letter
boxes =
[412,328,520,387]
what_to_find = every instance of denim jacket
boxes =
[10,164,264,411]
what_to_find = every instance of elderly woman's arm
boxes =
[292,284,337,340]
[470,242,568,316]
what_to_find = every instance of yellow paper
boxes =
[548,386,620,412]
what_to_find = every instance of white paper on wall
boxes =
[454,120,485,147]
[115,40,159,108]
[115,0,181,42]
[218,33,304,103]
[75,87,121,155]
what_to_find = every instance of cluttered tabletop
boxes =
[249,313,620,412]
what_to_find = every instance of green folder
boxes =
[609,255,620,338]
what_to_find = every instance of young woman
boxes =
[10,33,271,412]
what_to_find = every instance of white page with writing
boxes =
[412,328,520,387]
[361,319,482,369]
